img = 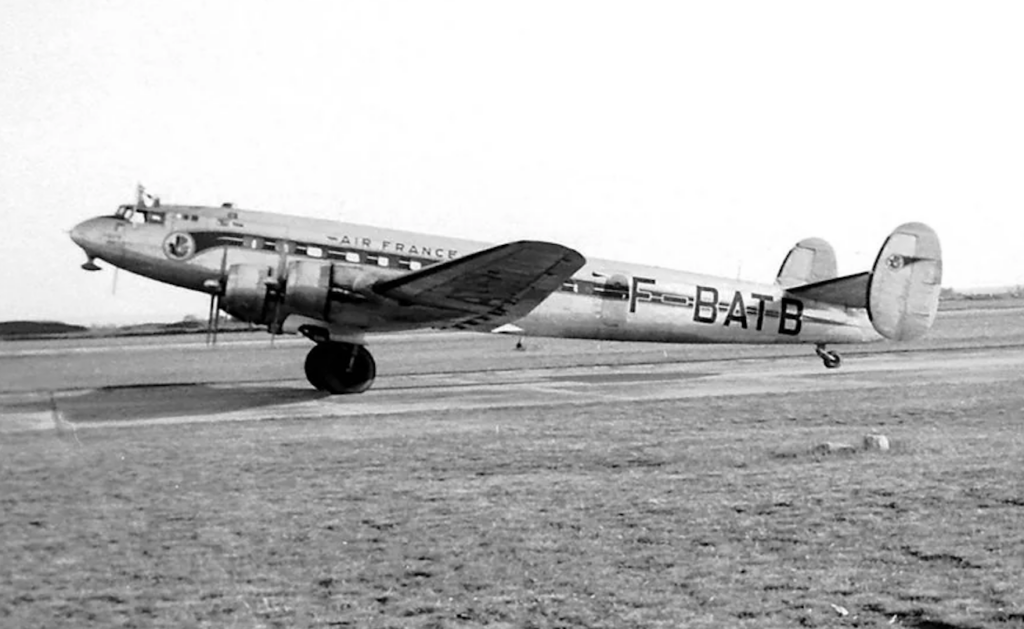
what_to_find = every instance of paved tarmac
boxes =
[3,340,1022,433]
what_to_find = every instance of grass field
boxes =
[3,304,1024,628]
[3,374,1024,627]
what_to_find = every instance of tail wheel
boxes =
[815,344,842,369]
[304,342,377,394]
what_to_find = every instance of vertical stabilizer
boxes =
[776,237,837,287]
[867,223,942,341]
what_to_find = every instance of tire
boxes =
[303,342,376,394]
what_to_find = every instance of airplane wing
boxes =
[372,240,586,330]
[785,271,870,308]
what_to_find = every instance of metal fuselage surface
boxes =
[70,203,880,346]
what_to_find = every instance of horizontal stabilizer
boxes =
[373,240,585,329]
[786,272,870,308]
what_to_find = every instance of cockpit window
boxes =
[114,205,134,220]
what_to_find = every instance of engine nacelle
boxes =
[220,261,385,328]
[284,261,333,319]
[222,264,275,324]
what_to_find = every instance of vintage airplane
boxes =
[70,188,942,394]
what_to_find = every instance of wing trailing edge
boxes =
[373,240,586,330]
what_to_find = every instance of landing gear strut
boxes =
[815,343,842,369]
[304,342,377,394]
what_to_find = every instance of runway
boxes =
[4,340,1023,433]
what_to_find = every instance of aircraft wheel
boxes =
[822,352,842,369]
[815,344,842,369]
[304,345,329,391]
[304,342,377,394]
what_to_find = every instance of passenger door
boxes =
[598,274,630,327]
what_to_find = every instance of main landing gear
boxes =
[304,342,377,394]
[815,343,842,369]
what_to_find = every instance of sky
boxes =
[2,1,1022,324]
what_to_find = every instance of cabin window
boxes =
[306,246,324,258]
[377,256,389,267]
[147,212,165,224]
[345,252,360,263]
[276,241,294,254]
[245,237,263,250]
[409,260,422,271]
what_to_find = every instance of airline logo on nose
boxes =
[163,232,196,260]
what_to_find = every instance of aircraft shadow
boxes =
[14,384,330,423]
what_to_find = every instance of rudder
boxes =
[868,222,943,341]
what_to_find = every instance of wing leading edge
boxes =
[373,240,586,330]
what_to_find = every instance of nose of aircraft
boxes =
[69,221,87,249]
[70,217,116,256]
[70,217,108,252]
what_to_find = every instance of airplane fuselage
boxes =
[71,202,880,346]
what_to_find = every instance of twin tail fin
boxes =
[782,223,942,341]
[866,222,942,341]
